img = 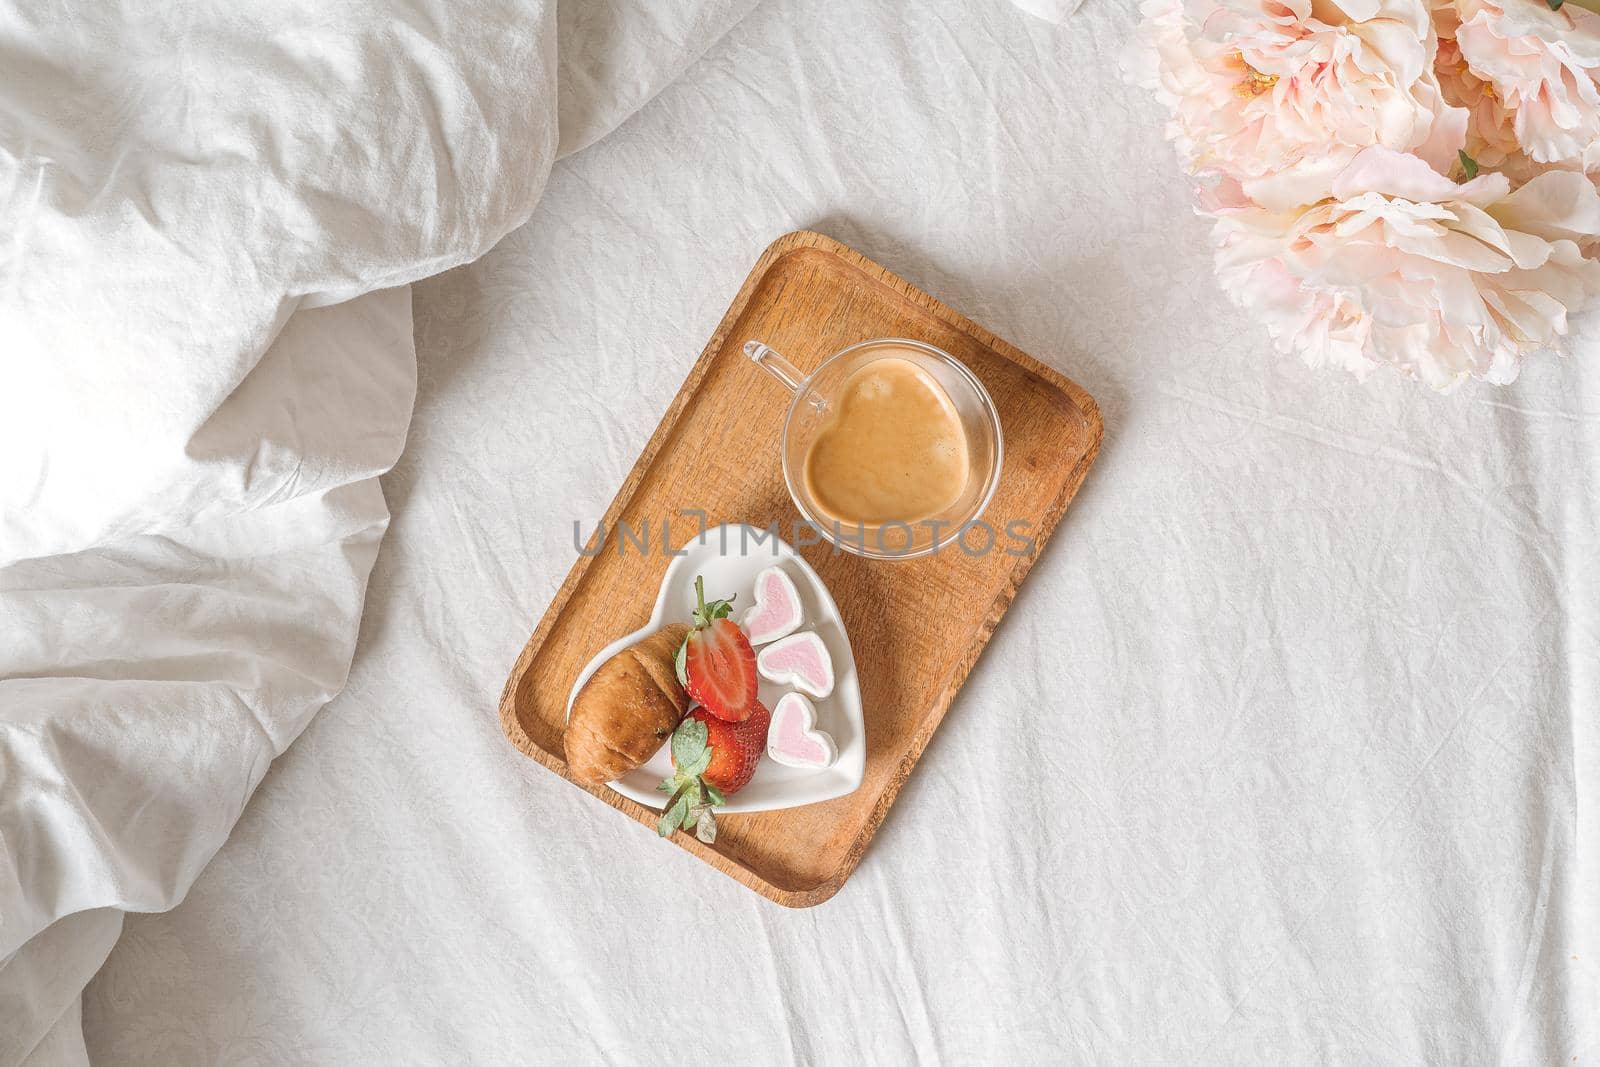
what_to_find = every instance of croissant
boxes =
[564,624,690,784]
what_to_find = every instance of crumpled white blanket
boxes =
[0,1,751,1061]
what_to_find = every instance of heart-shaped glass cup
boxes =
[744,337,1003,560]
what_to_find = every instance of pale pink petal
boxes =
[1127,0,1467,198]
[1206,149,1600,388]
[1332,146,1508,205]
[1447,0,1600,165]
[1489,170,1600,243]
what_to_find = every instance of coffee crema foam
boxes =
[801,353,970,526]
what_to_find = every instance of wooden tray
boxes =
[499,230,1102,906]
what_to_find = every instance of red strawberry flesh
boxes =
[683,613,758,722]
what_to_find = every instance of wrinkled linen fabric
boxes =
[556,0,761,158]
[0,2,558,564]
[4,0,1595,1064]
[1010,0,1086,22]
[0,1,753,1063]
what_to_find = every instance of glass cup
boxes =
[744,336,1003,560]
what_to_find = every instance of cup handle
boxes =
[743,340,807,395]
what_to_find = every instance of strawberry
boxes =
[686,703,770,793]
[656,701,771,843]
[674,575,758,722]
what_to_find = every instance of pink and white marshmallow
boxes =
[741,565,804,645]
[756,631,834,699]
[766,692,837,770]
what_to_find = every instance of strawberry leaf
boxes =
[695,808,717,843]
[704,784,727,807]
[658,797,684,836]
[671,717,707,770]
[656,779,694,837]
[674,638,688,688]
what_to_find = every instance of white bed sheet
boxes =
[82,0,1599,1062]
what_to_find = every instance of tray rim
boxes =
[497,229,1103,907]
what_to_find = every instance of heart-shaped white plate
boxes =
[564,523,865,813]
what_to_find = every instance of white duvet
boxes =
[0,1,752,1061]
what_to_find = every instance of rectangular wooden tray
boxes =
[499,230,1102,906]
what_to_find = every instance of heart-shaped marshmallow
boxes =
[756,631,834,699]
[741,565,804,645]
[767,692,837,769]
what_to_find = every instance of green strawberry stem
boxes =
[690,574,735,629]
[678,574,736,687]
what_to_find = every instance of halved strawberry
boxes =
[674,575,758,722]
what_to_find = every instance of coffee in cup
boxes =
[800,353,970,526]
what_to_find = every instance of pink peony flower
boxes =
[1433,27,1522,167]
[1128,0,1468,208]
[1436,0,1600,166]
[1210,147,1600,388]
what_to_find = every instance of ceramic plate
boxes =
[564,523,865,813]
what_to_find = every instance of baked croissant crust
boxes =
[564,624,691,784]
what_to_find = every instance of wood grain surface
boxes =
[498,230,1102,907]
